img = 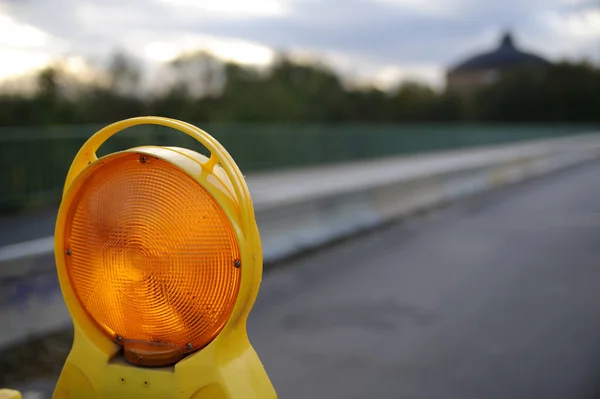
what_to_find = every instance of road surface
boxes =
[249,160,600,399]
[12,160,600,398]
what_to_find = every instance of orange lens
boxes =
[64,153,241,353]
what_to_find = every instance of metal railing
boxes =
[1,123,598,212]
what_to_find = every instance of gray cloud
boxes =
[1,0,597,75]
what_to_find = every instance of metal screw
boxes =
[186,343,193,351]
[234,259,241,268]
[140,155,147,164]
[66,249,72,256]
[115,334,122,342]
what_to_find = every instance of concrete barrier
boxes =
[2,133,600,349]
[254,133,600,261]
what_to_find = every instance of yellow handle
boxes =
[63,116,256,231]
[0,389,21,399]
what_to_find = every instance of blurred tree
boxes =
[0,95,37,126]
[470,62,600,122]
[37,67,59,102]
[150,52,225,121]
[542,61,600,122]
[77,85,146,123]
[151,83,189,116]
[345,88,391,122]
[170,51,225,98]
[215,56,350,122]
[389,82,438,122]
[432,91,463,122]
[70,52,147,123]
[32,66,74,125]
[0,53,598,127]
[107,51,142,95]
[474,67,546,121]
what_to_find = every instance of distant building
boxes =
[446,32,551,92]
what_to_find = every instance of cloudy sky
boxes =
[0,0,598,88]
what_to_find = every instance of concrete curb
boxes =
[256,134,600,261]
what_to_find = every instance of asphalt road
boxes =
[248,160,600,399]
[12,160,600,398]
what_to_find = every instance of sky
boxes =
[0,0,598,89]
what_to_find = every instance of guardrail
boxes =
[2,123,598,212]
[1,132,600,350]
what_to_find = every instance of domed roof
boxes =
[449,32,551,73]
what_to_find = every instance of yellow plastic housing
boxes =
[0,390,21,399]
[53,117,276,398]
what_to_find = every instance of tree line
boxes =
[0,52,598,127]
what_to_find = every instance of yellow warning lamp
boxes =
[52,117,276,398]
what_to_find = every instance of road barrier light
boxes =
[52,117,276,398]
